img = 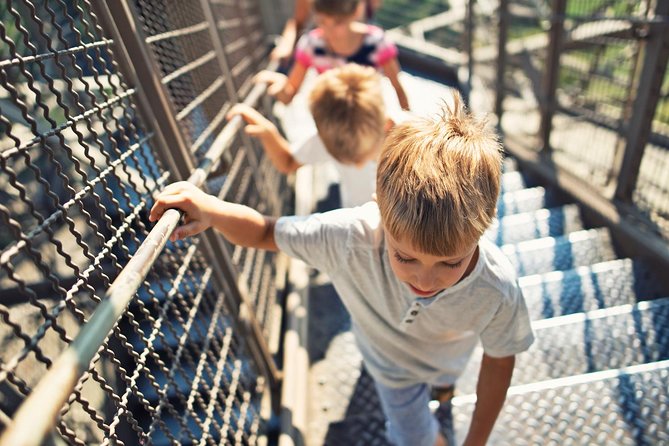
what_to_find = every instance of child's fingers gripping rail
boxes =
[253,70,289,97]
[225,103,276,138]
[149,181,217,242]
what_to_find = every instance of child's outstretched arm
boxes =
[255,62,308,104]
[226,104,302,174]
[463,353,515,446]
[149,181,278,251]
[381,57,410,110]
[271,0,310,62]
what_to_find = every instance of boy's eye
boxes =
[441,260,463,269]
[393,252,413,264]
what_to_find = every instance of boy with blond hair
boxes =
[228,63,394,208]
[151,92,534,446]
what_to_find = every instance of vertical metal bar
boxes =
[463,0,474,100]
[539,0,566,153]
[613,13,669,202]
[494,0,508,120]
[608,39,643,187]
[96,0,195,180]
[198,0,241,100]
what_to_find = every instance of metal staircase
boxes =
[292,157,669,445]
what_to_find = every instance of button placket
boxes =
[401,301,421,326]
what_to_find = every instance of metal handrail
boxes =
[0,61,279,446]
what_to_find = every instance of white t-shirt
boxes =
[275,202,535,388]
[291,133,377,208]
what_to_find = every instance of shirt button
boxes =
[410,311,418,316]
[405,319,413,323]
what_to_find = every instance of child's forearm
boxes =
[464,354,514,446]
[211,201,278,251]
[395,84,410,111]
[258,126,302,174]
[275,81,297,104]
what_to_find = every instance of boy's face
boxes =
[385,233,479,298]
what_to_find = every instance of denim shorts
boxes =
[373,381,441,446]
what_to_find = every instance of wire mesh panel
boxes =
[209,0,268,99]
[0,0,282,444]
[549,1,648,188]
[131,0,238,162]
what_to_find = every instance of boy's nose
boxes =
[413,273,436,292]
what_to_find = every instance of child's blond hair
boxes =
[376,92,503,256]
[309,64,385,164]
[312,0,361,17]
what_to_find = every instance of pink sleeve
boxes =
[294,32,314,68]
[370,26,398,67]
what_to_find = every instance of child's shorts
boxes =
[373,380,442,446]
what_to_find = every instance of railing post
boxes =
[463,0,475,100]
[613,4,669,203]
[539,0,566,153]
[494,0,508,120]
[198,0,243,100]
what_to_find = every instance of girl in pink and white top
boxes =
[258,0,410,110]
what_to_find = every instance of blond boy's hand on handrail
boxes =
[149,181,278,250]
[149,182,218,242]
[225,104,302,175]
[254,70,295,104]
[226,103,276,138]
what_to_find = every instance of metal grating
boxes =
[0,0,286,444]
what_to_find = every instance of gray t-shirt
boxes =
[275,202,535,388]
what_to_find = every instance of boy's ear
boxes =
[384,118,395,133]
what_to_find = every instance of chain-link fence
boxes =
[0,0,290,444]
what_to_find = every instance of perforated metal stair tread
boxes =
[486,204,583,245]
[519,258,667,320]
[502,227,616,276]
[452,360,669,445]
[497,186,554,218]
[500,170,528,193]
[456,298,669,394]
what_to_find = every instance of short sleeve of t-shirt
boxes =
[294,30,319,68]
[367,25,398,67]
[479,284,534,358]
[274,208,358,274]
[290,133,333,165]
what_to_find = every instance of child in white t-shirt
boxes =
[227,63,397,208]
[151,92,534,446]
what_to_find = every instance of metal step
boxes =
[453,360,669,445]
[502,227,616,276]
[500,170,527,193]
[486,204,583,245]
[497,186,552,218]
[519,258,666,321]
[455,298,669,394]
